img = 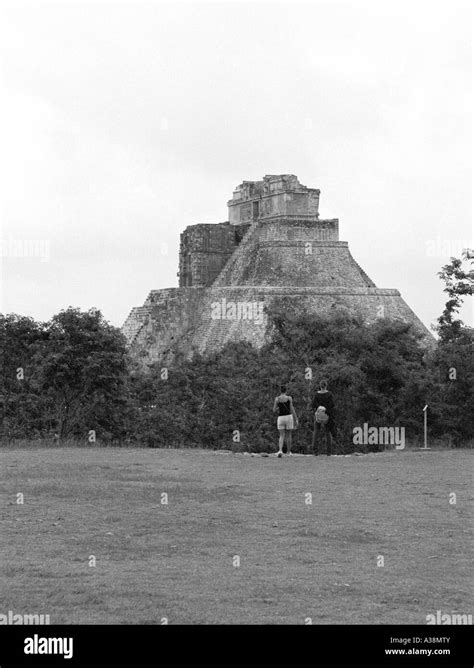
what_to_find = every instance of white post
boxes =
[421,405,430,450]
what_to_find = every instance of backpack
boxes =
[315,405,329,424]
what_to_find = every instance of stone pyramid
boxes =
[123,175,432,365]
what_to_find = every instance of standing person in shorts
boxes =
[311,379,336,455]
[273,385,298,458]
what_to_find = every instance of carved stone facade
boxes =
[178,222,250,287]
[228,174,320,225]
[123,175,433,365]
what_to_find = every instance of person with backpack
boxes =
[311,380,336,456]
[273,385,298,458]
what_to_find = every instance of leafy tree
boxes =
[37,308,132,439]
[436,252,473,343]
[1,308,133,441]
[428,251,474,444]
[0,314,48,438]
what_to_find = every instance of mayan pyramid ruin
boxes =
[123,174,432,364]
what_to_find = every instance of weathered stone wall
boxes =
[258,190,320,220]
[211,222,261,287]
[251,241,377,287]
[122,305,153,343]
[178,222,249,287]
[228,174,320,224]
[126,287,208,365]
[211,216,374,288]
[258,218,339,242]
[127,285,433,367]
[195,287,431,353]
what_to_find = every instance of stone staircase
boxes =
[122,305,152,345]
[212,223,260,286]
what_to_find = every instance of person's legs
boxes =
[325,426,332,455]
[286,429,292,454]
[312,421,320,455]
[326,420,336,455]
[277,428,285,456]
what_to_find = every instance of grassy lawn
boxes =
[0,446,472,624]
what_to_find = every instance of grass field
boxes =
[0,446,472,624]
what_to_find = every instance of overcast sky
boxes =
[0,0,472,331]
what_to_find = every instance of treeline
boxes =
[1,309,131,442]
[132,303,473,450]
[1,298,472,451]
